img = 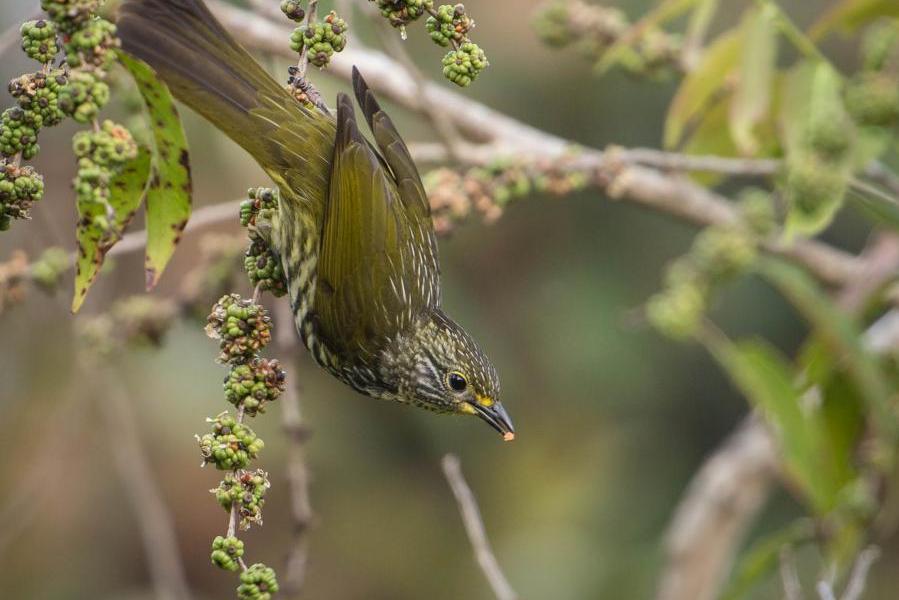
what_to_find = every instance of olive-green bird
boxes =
[118,0,514,439]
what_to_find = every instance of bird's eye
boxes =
[447,372,467,392]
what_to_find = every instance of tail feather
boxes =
[117,0,335,200]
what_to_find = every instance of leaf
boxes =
[809,0,899,41]
[758,258,897,443]
[729,6,778,156]
[596,0,699,75]
[118,52,192,290]
[664,28,743,149]
[720,519,815,600]
[704,333,850,512]
[72,147,152,312]
[779,61,854,236]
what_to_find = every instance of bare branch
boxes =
[275,302,315,596]
[441,454,517,600]
[840,546,881,600]
[780,546,804,600]
[100,368,192,600]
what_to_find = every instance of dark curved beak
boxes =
[472,401,515,441]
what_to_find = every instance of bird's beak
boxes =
[470,400,515,441]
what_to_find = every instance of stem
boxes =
[294,0,318,82]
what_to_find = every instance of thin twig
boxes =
[780,546,804,600]
[100,367,193,600]
[441,454,517,600]
[275,302,315,596]
[840,546,881,600]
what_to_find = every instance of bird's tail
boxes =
[117,0,334,197]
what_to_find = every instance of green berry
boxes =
[212,469,270,529]
[211,536,245,572]
[280,0,305,22]
[0,164,44,228]
[737,188,777,237]
[244,240,287,297]
[10,72,67,127]
[198,413,265,470]
[41,0,101,33]
[30,246,69,291]
[784,155,848,217]
[20,20,59,64]
[646,283,706,340]
[65,17,119,69]
[691,226,757,280]
[441,42,488,87]
[206,294,273,363]
[860,19,899,73]
[58,70,109,123]
[374,0,432,29]
[224,358,287,415]
[426,4,473,47]
[845,72,899,128]
[0,108,40,158]
[237,563,279,600]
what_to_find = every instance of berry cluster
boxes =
[368,1,489,87]
[426,3,473,47]
[0,164,44,231]
[198,412,265,471]
[280,0,305,22]
[77,295,179,355]
[72,120,138,233]
[237,564,280,600]
[288,10,348,69]
[20,19,59,64]
[424,157,591,234]
[203,290,282,595]
[533,0,683,78]
[1,1,132,233]
[646,190,771,339]
[213,469,271,530]
[224,359,286,416]
[211,536,246,572]
[206,294,274,363]
[240,187,288,297]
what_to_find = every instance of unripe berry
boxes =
[441,42,488,87]
[20,19,59,64]
[237,563,280,600]
[210,536,245,572]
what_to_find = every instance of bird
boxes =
[117,0,515,440]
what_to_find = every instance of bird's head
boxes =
[385,310,514,441]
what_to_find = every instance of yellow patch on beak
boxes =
[476,395,494,408]
[459,402,478,415]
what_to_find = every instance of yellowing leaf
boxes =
[664,28,743,149]
[729,6,778,156]
[119,53,192,290]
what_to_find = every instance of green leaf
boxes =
[720,519,815,600]
[72,147,152,312]
[779,61,854,236]
[118,52,192,290]
[758,258,898,443]
[704,333,849,512]
[664,28,743,148]
[809,0,899,41]
[729,6,778,156]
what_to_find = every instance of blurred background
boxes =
[0,0,893,598]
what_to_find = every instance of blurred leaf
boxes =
[72,147,152,312]
[779,61,853,236]
[809,0,899,41]
[758,258,897,442]
[705,334,848,512]
[721,519,815,600]
[596,0,699,75]
[729,5,778,156]
[665,28,743,148]
[119,52,193,291]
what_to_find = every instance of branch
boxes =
[100,367,193,600]
[275,303,315,596]
[441,454,517,600]
[207,1,863,288]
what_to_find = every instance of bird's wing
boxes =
[315,90,440,359]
